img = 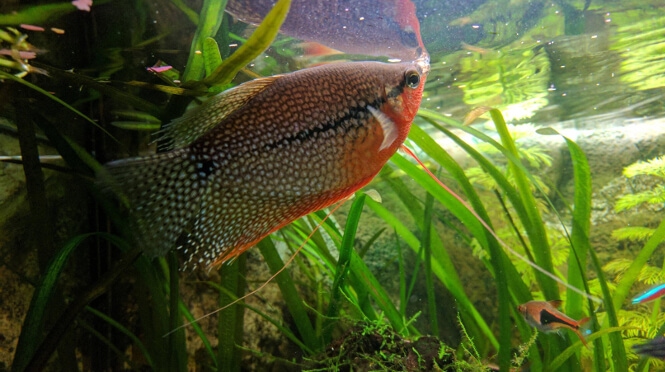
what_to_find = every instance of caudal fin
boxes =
[99,148,209,259]
[575,317,592,348]
[573,328,589,348]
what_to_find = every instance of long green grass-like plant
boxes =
[257,237,319,350]
[422,191,439,338]
[8,0,295,370]
[404,120,537,370]
[8,0,639,368]
[217,255,246,372]
[291,200,415,336]
[372,158,501,351]
[408,108,629,370]
[536,128,619,371]
[323,194,367,343]
[12,233,104,372]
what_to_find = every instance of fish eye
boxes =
[405,70,420,89]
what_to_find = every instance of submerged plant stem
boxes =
[399,145,600,303]
[14,93,77,371]
[423,191,439,337]
[16,100,53,271]
[24,245,143,372]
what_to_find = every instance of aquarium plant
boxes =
[3,0,665,371]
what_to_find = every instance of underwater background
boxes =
[1,0,665,371]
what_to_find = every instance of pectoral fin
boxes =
[368,105,397,151]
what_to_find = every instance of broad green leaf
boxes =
[203,37,224,77]
[543,129,610,371]
[111,110,161,123]
[202,0,291,88]
[124,81,202,96]
[64,136,103,173]
[12,234,93,372]
[178,301,217,367]
[182,0,229,82]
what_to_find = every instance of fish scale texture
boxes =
[225,0,426,60]
[104,61,426,270]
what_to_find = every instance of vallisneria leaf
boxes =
[490,109,557,301]
[323,194,366,343]
[12,234,92,372]
[86,306,155,368]
[111,121,162,131]
[12,233,130,372]
[111,110,161,123]
[257,238,319,351]
[365,198,498,349]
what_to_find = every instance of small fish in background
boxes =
[631,283,665,305]
[292,42,347,68]
[517,300,591,347]
[633,336,665,360]
[226,0,428,62]
[101,60,428,270]
[295,42,343,58]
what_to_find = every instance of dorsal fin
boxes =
[548,299,563,309]
[156,75,280,150]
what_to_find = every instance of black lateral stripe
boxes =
[539,309,577,328]
[264,98,385,149]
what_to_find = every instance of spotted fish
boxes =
[103,60,428,270]
[226,0,427,61]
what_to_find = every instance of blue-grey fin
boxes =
[367,105,397,151]
[634,337,665,359]
[155,75,281,151]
